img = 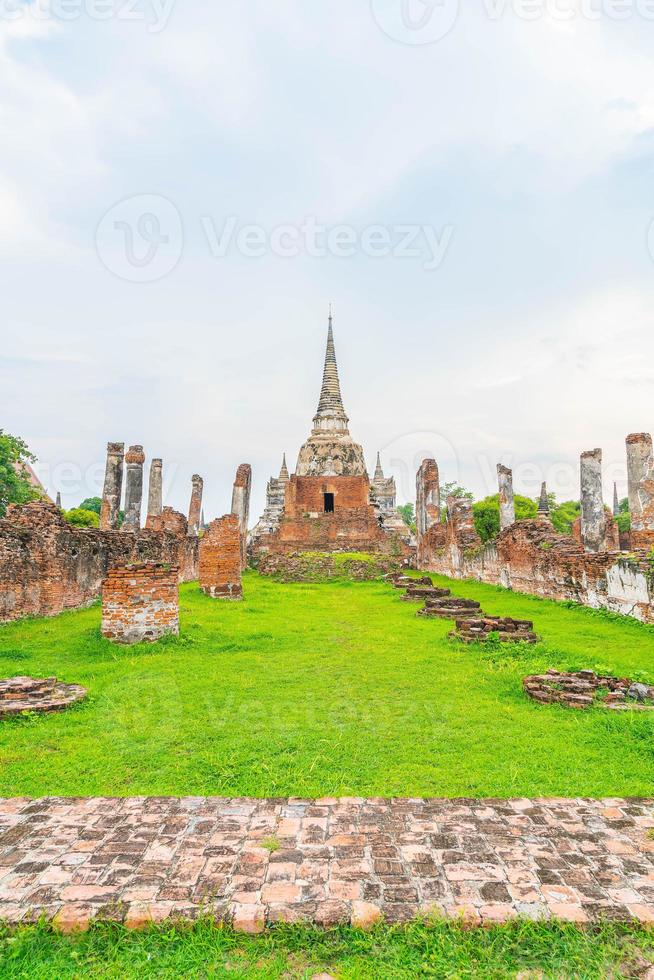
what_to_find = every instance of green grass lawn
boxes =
[2,920,654,979]
[1,571,654,797]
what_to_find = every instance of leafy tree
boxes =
[396,503,414,527]
[549,499,581,536]
[65,508,100,528]
[0,430,40,518]
[616,500,631,534]
[472,494,538,543]
[78,497,102,515]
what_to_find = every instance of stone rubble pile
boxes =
[451,616,537,644]
[524,669,654,710]
[417,596,484,620]
[0,676,87,719]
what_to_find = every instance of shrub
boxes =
[65,508,100,528]
[472,494,538,542]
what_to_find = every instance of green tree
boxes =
[78,497,102,515]
[616,498,631,534]
[396,503,414,527]
[472,494,538,542]
[549,499,581,536]
[65,508,100,528]
[0,430,40,518]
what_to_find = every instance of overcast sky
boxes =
[3,0,654,520]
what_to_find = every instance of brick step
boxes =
[418,598,483,619]
[0,679,87,718]
[451,617,537,644]
[0,677,56,701]
[401,587,451,602]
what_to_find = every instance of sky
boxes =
[3,0,654,520]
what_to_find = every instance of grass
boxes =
[1,919,654,978]
[0,571,654,797]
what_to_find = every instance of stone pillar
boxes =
[188,474,203,537]
[100,442,124,530]
[147,458,163,521]
[416,459,440,539]
[580,449,606,553]
[102,561,179,643]
[497,465,515,530]
[537,482,550,517]
[626,432,654,548]
[613,482,620,518]
[199,515,243,599]
[55,491,62,509]
[123,445,145,532]
[231,464,252,568]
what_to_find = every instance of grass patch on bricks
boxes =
[1,920,654,979]
[0,571,654,796]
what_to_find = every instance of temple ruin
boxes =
[250,314,411,559]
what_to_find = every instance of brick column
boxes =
[101,562,179,643]
[537,482,550,518]
[627,432,654,548]
[416,459,440,566]
[497,464,515,530]
[580,448,606,553]
[123,446,146,532]
[100,442,124,530]
[188,475,203,537]
[147,458,163,521]
[199,515,243,599]
[231,464,252,568]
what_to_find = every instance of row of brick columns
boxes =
[99,442,205,537]
[416,432,654,558]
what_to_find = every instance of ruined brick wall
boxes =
[256,552,407,582]
[0,502,198,624]
[418,514,654,624]
[199,515,243,599]
[252,475,410,557]
[101,562,179,643]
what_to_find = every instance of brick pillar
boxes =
[231,464,252,568]
[123,446,146,532]
[537,482,550,518]
[497,464,515,530]
[188,474,203,537]
[147,458,163,521]
[416,459,440,566]
[626,432,654,548]
[101,561,179,643]
[100,442,124,530]
[55,491,62,509]
[580,448,606,553]
[199,515,243,599]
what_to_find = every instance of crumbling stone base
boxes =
[401,586,452,602]
[102,562,179,644]
[417,597,483,619]
[256,553,407,583]
[0,677,87,718]
[199,516,243,599]
[451,617,537,644]
[524,670,654,710]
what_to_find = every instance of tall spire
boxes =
[538,481,550,515]
[374,452,384,481]
[315,308,347,424]
[279,453,289,482]
[613,481,620,517]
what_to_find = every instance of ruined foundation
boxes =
[199,515,243,599]
[0,677,88,718]
[101,561,180,644]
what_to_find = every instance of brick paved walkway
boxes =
[1,797,654,931]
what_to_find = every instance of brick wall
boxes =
[101,562,179,643]
[0,502,198,623]
[418,512,654,624]
[199,515,243,599]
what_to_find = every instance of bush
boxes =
[78,496,102,515]
[549,499,581,536]
[65,508,100,528]
[472,494,538,542]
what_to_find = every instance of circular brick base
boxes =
[524,670,654,710]
[0,677,87,719]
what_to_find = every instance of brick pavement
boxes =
[0,797,653,932]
